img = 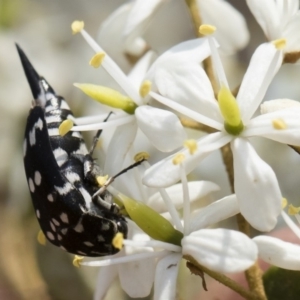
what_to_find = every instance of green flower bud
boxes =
[74,83,138,114]
[121,194,183,246]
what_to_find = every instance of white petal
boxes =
[260,99,300,114]
[254,235,300,270]
[123,0,166,37]
[146,38,211,83]
[118,222,155,298]
[143,132,231,188]
[118,252,155,298]
[97,3,133,68]
[93,265,118,300]
[154,253,181,300]
[278,0,299,23]
[231,138,282,231]
[122,0,167,55]
[244,108,300,146]
[281,211,300,239]
[246,0,281,40]
[104,121,137,175]
[283,12,300,52]
[123,35,147,57]
[190,195,240,232]
[276,0,299,35]
[153,62,223,123]
[128,51,155,88]
[71,114,135,132]
[135,106,187,152]
[199,0,250,54]
[81,28,142,105]
[150,92,224,130]
[147,181,220,213]
[237,42,283,123]
[182,228,258,273]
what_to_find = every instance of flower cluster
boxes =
[61,0,300,299]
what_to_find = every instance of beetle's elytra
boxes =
[17,44,127,257]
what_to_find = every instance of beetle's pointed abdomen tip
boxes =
[16,44,55,99]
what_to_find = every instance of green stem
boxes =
[185,0,202,32]
[185,0,217,93]
[185,255,263,300]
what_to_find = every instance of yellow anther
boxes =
[273,38,286,50]
[134,152,150,162]
[139,80,152,98]
[184,139,197,155]
[272,118,287,130]
[73,255,83,268]
[199,24,216,36]
[97,175,109,186]
[89,52,106,68]
[59,119,74,136]
[172,153,185,165]
[288,204,300,215]
[112,233,124,250]
[37,230,46,246]
[71,21,84,34]
[282,197,288,209]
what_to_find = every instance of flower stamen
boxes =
[89,52,106,68]
[113,233,124,250]
[71,20,84,34]
[288,204,300,226]
[73,255,83,268]
[173,153,185,165]
[59,119,73,136]
[179,163,190,236]
[184,139,197,155]
[199,24,216,36]
[282,197,288,209]
[272,118,287,130]
[139,80,152,97]
[97,175,109,187]
[37,230,46,245]
[273,38,286,50]
[134,152,150,162]
[288,204,300,215]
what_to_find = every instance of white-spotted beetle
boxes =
[17,45,128,256]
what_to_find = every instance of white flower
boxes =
[70,22,214,181]
[93,221,157,299]
[196,0,249,54]
[71,22,189,175]
[142,30,296,232]
[260,98,300,114]
[98,0,168,57]
[254,236,300,270]
[253,204,300,270]
[90,160,222,298]
[247,0,300,58]
[98,0,249,56]
[81,165,257,300]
